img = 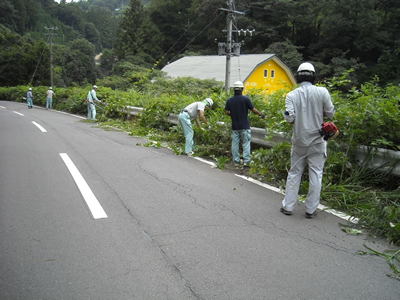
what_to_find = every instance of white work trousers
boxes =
[282,142,327,214]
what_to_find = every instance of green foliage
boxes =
[265,39,303,71]
[250,142,291,185]
[143,77,226,98]
[358,244,400,280]
[324,73,400,150]
[213,155,231,170]
[113,0,163,61]
[2,71,400,244]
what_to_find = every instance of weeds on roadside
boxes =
[18,71,399,245]
[358,244,400,280]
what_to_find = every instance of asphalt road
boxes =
[0,100,399,300]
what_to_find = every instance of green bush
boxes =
[1,72,400,244]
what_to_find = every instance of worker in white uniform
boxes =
[280,62,335,218]
[178,98,213,156]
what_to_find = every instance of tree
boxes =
[113,0,163,65]
[86,6,119,50]
[62,38,98,85]
[0,25,49,86]
[265,39,303,72]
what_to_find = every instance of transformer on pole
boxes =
[218,2,254,92]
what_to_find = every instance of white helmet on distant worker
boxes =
[204,98,213,107]
[233,81,244,90]
[49,87,52,90]
[297,62,315,74]
[93,85,98,89]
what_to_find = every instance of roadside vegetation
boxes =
[1,71,400,252]
[2,0,399,279]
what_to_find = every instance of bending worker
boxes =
[178,98,213,157]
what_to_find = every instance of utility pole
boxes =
[225,2,233,93]
[45,26,58,88]
[219,2,251,92]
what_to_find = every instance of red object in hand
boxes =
[319,122,339,141]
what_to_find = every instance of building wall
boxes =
[244,59,294,94]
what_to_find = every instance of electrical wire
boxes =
[168,10,225,63]
[158,0,220,65]
[29,36,50,85]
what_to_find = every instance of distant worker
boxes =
[46,87,56,110]
[27,88,34,109]
[281,62,335,219]
[178,98,213,156]
[86,85,101,120]
[225,81,265,166]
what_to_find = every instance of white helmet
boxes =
[203,98,214,107]
[93,85,98,89]
[28,88,32,91]
[297,62,315,73]
[233,81,244,90]
[49,87,52,90]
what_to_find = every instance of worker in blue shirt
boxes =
[225,81,265,166]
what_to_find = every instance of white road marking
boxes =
[194,157,215,166]
[55,110,86,119]
[192,158,358,224]
[59,153,108,219]
[13,111,24,116]
[236,174,358,223]
[32,121,47,132]
[235,174,284,194]
[318,204,359,224]
[0,106,5,109]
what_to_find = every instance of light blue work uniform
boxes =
[282,82,335,214]
[178,101,206,154]
[87,88,99,120]
[27,90,33,108]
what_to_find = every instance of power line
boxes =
[167,11,225,63]
[29,35,51,86]
[160,0,220,65]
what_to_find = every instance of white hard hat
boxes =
[233,81,244,89]
[205,98,213,107]
[93,85,98,89]
[49,87,52,89]
[297,62,315,73]
[29,88,32,90]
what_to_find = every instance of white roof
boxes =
[162,54,281,87]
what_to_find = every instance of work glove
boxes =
[260,114,266,119]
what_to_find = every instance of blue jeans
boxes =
[27,97,33,107]
[231,129,251,163]
[46,97,53,109]
[178,112,194,154]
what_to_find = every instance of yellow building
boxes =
[161,54,296,94]
[244,56,296,93]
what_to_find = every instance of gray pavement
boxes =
[0,100,399,300]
